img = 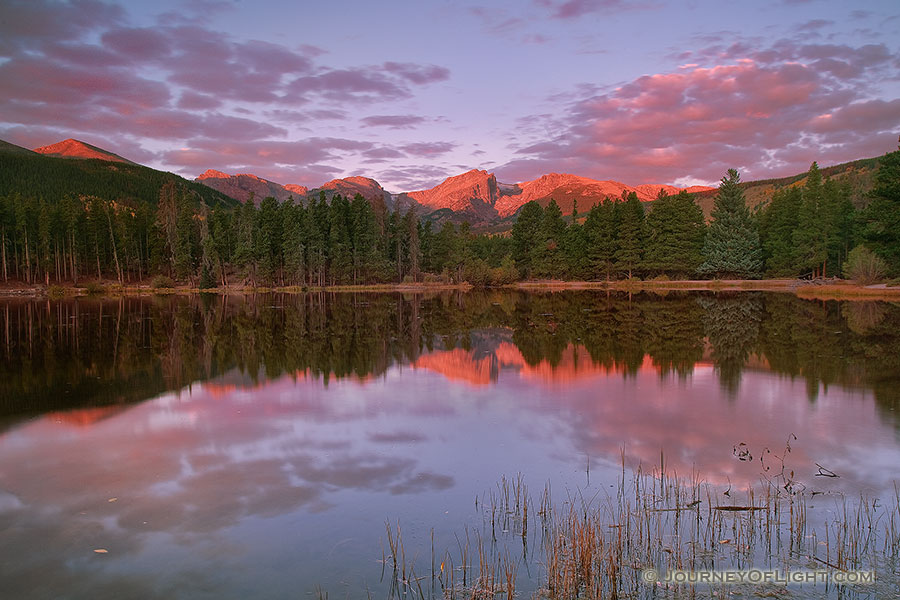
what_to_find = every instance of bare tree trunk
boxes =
[1,230,7,282]
[70,232,78,285]
[106,205,123,285]
[23,227,31,284]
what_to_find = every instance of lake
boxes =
[1,291,898,599]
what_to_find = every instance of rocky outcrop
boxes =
[401,169,501,222]
[196,170,306,205]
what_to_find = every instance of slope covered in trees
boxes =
[0,149,237,210]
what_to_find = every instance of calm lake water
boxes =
[0,291,898,599]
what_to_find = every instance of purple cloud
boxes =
[0,0,124,55]
[361,115,427,129]
[382,62,450,85]
[536,0,640,19]
[400,142,456,157]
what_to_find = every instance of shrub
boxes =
[151,275,176,289]
[843,246,887,285]
[84,282,105,295]
[47,285,67,299]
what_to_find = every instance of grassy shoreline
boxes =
[1,278,899,300]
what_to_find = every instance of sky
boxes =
[0,0,898,192]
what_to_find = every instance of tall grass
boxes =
[379,459,900,599]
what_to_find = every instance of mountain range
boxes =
[195,164,717,225]
[2,137,883,227]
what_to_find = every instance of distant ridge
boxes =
[196,169,307,205]
[33,138,136,165]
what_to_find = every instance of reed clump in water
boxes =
[381,463,900,599]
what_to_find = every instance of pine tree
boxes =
[759,187,801,276]
[174,196,196,282]
[615,192,645,279]
[281,199,307,286]
[698,169,763,279]
[564,199,587,278]
[234,200,258,286]
[256,195,282,285]
[402,207,421,282]
[583,197,619,281]
[644,189,705,277]
[793,162,828,278]
[861,149,900,275]
[0,194,8,282]
[328,194,352,285]
[198,202,217,289]
[535,199,566,277]
[307,193,329,286]
[349,194,378,283]
[511,201,543,278]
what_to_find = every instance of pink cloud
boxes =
[505,41,900,184]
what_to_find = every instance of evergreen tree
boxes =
[583,197,618,280]
[198,203,217,289]
[210,207,233,286]
[535,199,566,277]
[643,190,705,278]
[419,220,434,275]
[698,169,763,278]
[615,192,645,279]
[759,186,802,276]
[823,177,855,276]
[511,201,543,278]
[308,193,329,286]
[402,207,421,282]
[281,199,307,286]
[328,195,352,284]
[793,162,829,277]
[564,199,587,278]
[234,200,258,286]
[349,194,378,283]
[861,149,900,275]
[0,194,8,282]
[256,195,282,284]
[174,196,196,282]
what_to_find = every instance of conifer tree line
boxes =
[0,150,897,287]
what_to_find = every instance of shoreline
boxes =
[1,278,899,300]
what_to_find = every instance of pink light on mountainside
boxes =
[196,169,307,204]
[33,138,135,164]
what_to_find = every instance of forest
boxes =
[0,150,897,288]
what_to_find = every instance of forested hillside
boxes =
[0,150,237,209]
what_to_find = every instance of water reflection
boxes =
[1,291,899,598]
